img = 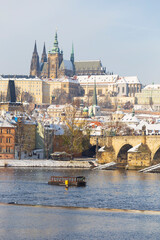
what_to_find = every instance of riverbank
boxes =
[0,159,96,168]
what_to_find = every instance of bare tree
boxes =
[62,106,90,158]
[15,86,21,102]
[21,91,33,103]
[52,89,72,104]
[16,120,24,160]
[0,92,6,102]
[44,126,54,159]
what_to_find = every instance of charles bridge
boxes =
[90,135,160,169]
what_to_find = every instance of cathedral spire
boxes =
[30,41,40,77]
[41,42,47,63]
[93,80,98,106]
[33,40,38,54]
[54,30,58,47]
[49,30,60,54]
[70,42,74,63]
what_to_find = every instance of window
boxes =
[0,138,2,143]
[89,90,93,96]
[0,129,2,134]
[98,89,102,95]
[122,87,125,93]
[6,147,10,153]
[7,129,11,134]
[6,138,11,143]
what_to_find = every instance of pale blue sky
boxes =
[0,0,160,84]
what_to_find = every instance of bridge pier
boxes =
[91,135,160,169]
[98,145,116,164]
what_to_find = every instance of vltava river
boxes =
[1,167,160,239]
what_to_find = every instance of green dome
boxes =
[83,107,88,112]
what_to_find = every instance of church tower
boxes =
[41,43,47,63]
[30,41,40,77]
[70,43,75,75]
[48,31,63,78]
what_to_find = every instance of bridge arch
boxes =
[117,144,133,166]
[152,146,160,165]
[82,145,101,158]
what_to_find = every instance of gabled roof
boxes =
[74,60,102,71]
[144,84,160,90]
[118,76,140,84]
[41,62,48,73]
[60,60,73,71]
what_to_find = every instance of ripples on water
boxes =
[0,167,160,210]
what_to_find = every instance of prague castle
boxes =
[30,31,106,78]
[0,31,142,107]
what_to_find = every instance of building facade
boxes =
[77,75,142,99]
[0,118,16,159]
[135,84,160,106]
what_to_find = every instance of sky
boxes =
[0,0,160,85]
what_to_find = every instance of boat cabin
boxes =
[48,176,86,186]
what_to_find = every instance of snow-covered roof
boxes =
[0,76,42,81]
[47,105,65,110]
[128,143,142,153]
[77,75,141,86]
[98,146,106,152]
[128,120,160,132]
[121,114,140,123]
[53,124,64,135]
[119,76,140,84]
[116,78,127,84]
[0,117,15,128]
[44,77,78,84]
[77,74,119,84]
[144,84,160,90]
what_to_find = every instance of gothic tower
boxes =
[41,43,47,63]
[70,43,75,75]
[48,31,63,78]
[30,41,40,77]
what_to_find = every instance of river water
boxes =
[1,167,160,239]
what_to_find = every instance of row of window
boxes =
[0,147,12,153]
[0,129,12,134]
[0,138,11,143]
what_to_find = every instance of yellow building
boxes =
[0,76,80,105]
[47,104,83,120]
[135,84,160,105]
[43,77,80,104]
[0,76,43,104]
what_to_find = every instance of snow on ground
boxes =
[0,160,95,168]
